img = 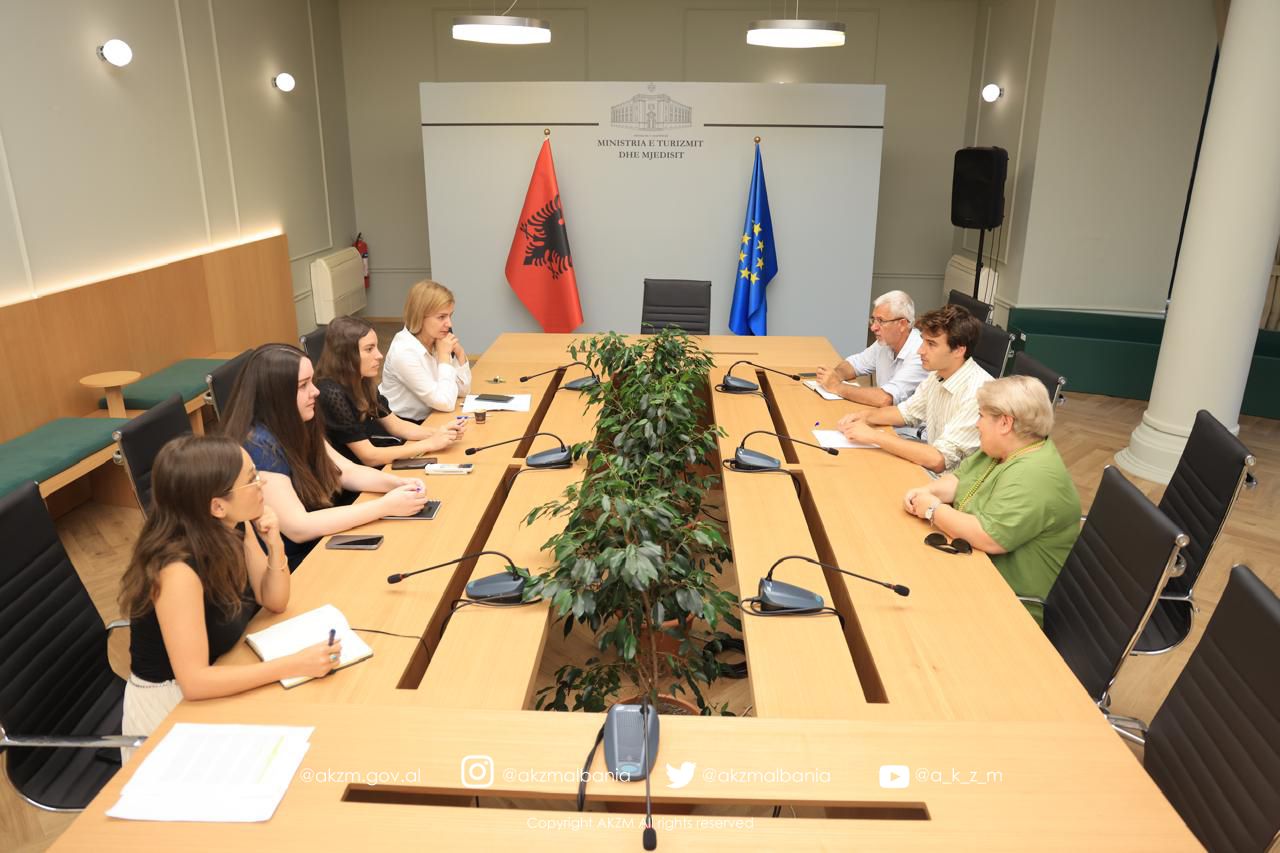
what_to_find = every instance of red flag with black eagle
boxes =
[505,139,583,333]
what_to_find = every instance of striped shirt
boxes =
[896,357,992,471]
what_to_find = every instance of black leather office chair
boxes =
[0,483,142,811]
[946,289,992,324]
[205,348,252,420]
[1026,466,1187,708]
[112,393,193,516]
[973,323,1016,378]
[1010,350,1066,406]
[1112,565,1280,853]
[300,326,326,364]
[1131,409,1256,655]
[641,279,711,334]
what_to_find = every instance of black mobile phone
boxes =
[475,393,515,404]
[326,534,385,550]
[796,372,818,378]
[392,457,438,470]
[385,500,441,521]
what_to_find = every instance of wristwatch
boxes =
[924,500,941,526]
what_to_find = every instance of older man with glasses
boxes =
[815,290,927,407]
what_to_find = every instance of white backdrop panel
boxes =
[421,82,883,357]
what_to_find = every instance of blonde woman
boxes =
[380,280,473,419]
[902,375,1081,625]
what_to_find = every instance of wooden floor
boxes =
[4,389,1276,851]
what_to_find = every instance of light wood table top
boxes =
[53,333,1198,850]
[79,370,142,418]
[53,703,1200,852]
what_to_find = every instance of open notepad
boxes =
[245,604,372,688]
[802,379,843,401]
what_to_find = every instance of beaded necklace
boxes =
[954,440,1046,512]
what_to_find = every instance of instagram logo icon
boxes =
[460,755,495,788]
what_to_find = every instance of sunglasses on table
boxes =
[924,532,972,555]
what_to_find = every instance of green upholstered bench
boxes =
[95,358,226,410]
[0,417,130,499]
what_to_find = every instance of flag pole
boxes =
[754,135,761,143]
[544,127,551,137]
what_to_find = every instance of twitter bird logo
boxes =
[665,761,696,789]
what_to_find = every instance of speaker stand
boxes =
[972,228,987,299]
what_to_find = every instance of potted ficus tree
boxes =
[518,329,740,715]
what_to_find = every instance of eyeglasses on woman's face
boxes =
[226,472,262,493]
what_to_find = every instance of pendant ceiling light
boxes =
[747,3,845,49]
[453,2,550,45]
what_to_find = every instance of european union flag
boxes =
[728,144,778,336]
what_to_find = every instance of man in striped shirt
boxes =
[837,305,992,473]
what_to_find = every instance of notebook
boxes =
[245,604,372,688]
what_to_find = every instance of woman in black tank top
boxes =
[118,436,342,742]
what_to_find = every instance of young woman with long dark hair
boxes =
[220,344,429,569]
[314,316,467,465]
[118,435,338,759]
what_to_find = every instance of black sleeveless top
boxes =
[129,561,258,683]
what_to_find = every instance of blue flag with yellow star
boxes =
[728,144,778,336]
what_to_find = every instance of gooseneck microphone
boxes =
[641,698,657,851]
[387,549,527,602]
[733,429,837,471]
[717,360,802,394]
[765,555,910,599]
[518,361,600,391]
[465,432,572,469]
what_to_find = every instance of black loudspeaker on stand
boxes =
[951,146,1008,299]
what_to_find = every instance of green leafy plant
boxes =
[518,329,740,714]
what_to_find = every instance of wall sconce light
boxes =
[97,39,133,67]
[272,72,296,92]
[981,83,1003,103]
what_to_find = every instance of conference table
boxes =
[52,334,1201,851]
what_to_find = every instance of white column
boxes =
[1116,0,1280,484]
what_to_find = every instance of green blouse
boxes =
[951,439,1082,626]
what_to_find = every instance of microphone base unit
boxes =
[719,375,760,394]
[734,448,782,471]
[603,703,659,781]
[563,376,599,391]
[465,572,527,603]
[527,448,573,469]
[758,578,826,613]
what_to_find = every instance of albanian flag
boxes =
[505,139,583,333]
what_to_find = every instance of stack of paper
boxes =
[812,429,877,450]
[107,723,313,822]
[246,603,372,688]
[803,380,843,401]
[463,393,532,413]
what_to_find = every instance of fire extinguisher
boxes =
[353,232,370,289]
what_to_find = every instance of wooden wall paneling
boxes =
[202,235,298,352]
[0,299,59,440]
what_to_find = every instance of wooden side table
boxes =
[80,370,142,418]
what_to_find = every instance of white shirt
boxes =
[844,328,927,405]
[379,328,473,420]
[896,357,992,471]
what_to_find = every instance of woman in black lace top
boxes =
[314,316,468,465]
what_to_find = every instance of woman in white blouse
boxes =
[380,279,473,419]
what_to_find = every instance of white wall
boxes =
[0,0,356,334]
[341,0,981,325]
[422,82,884,355]
[958,0,1217,320]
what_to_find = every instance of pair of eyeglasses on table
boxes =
[924,532,972,555]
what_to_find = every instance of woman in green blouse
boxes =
[903,375,1081,625]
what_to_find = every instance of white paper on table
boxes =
[462,393,532,413]
[802,380,843,401]
[812,429,877,450]
[107,723,313,822]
